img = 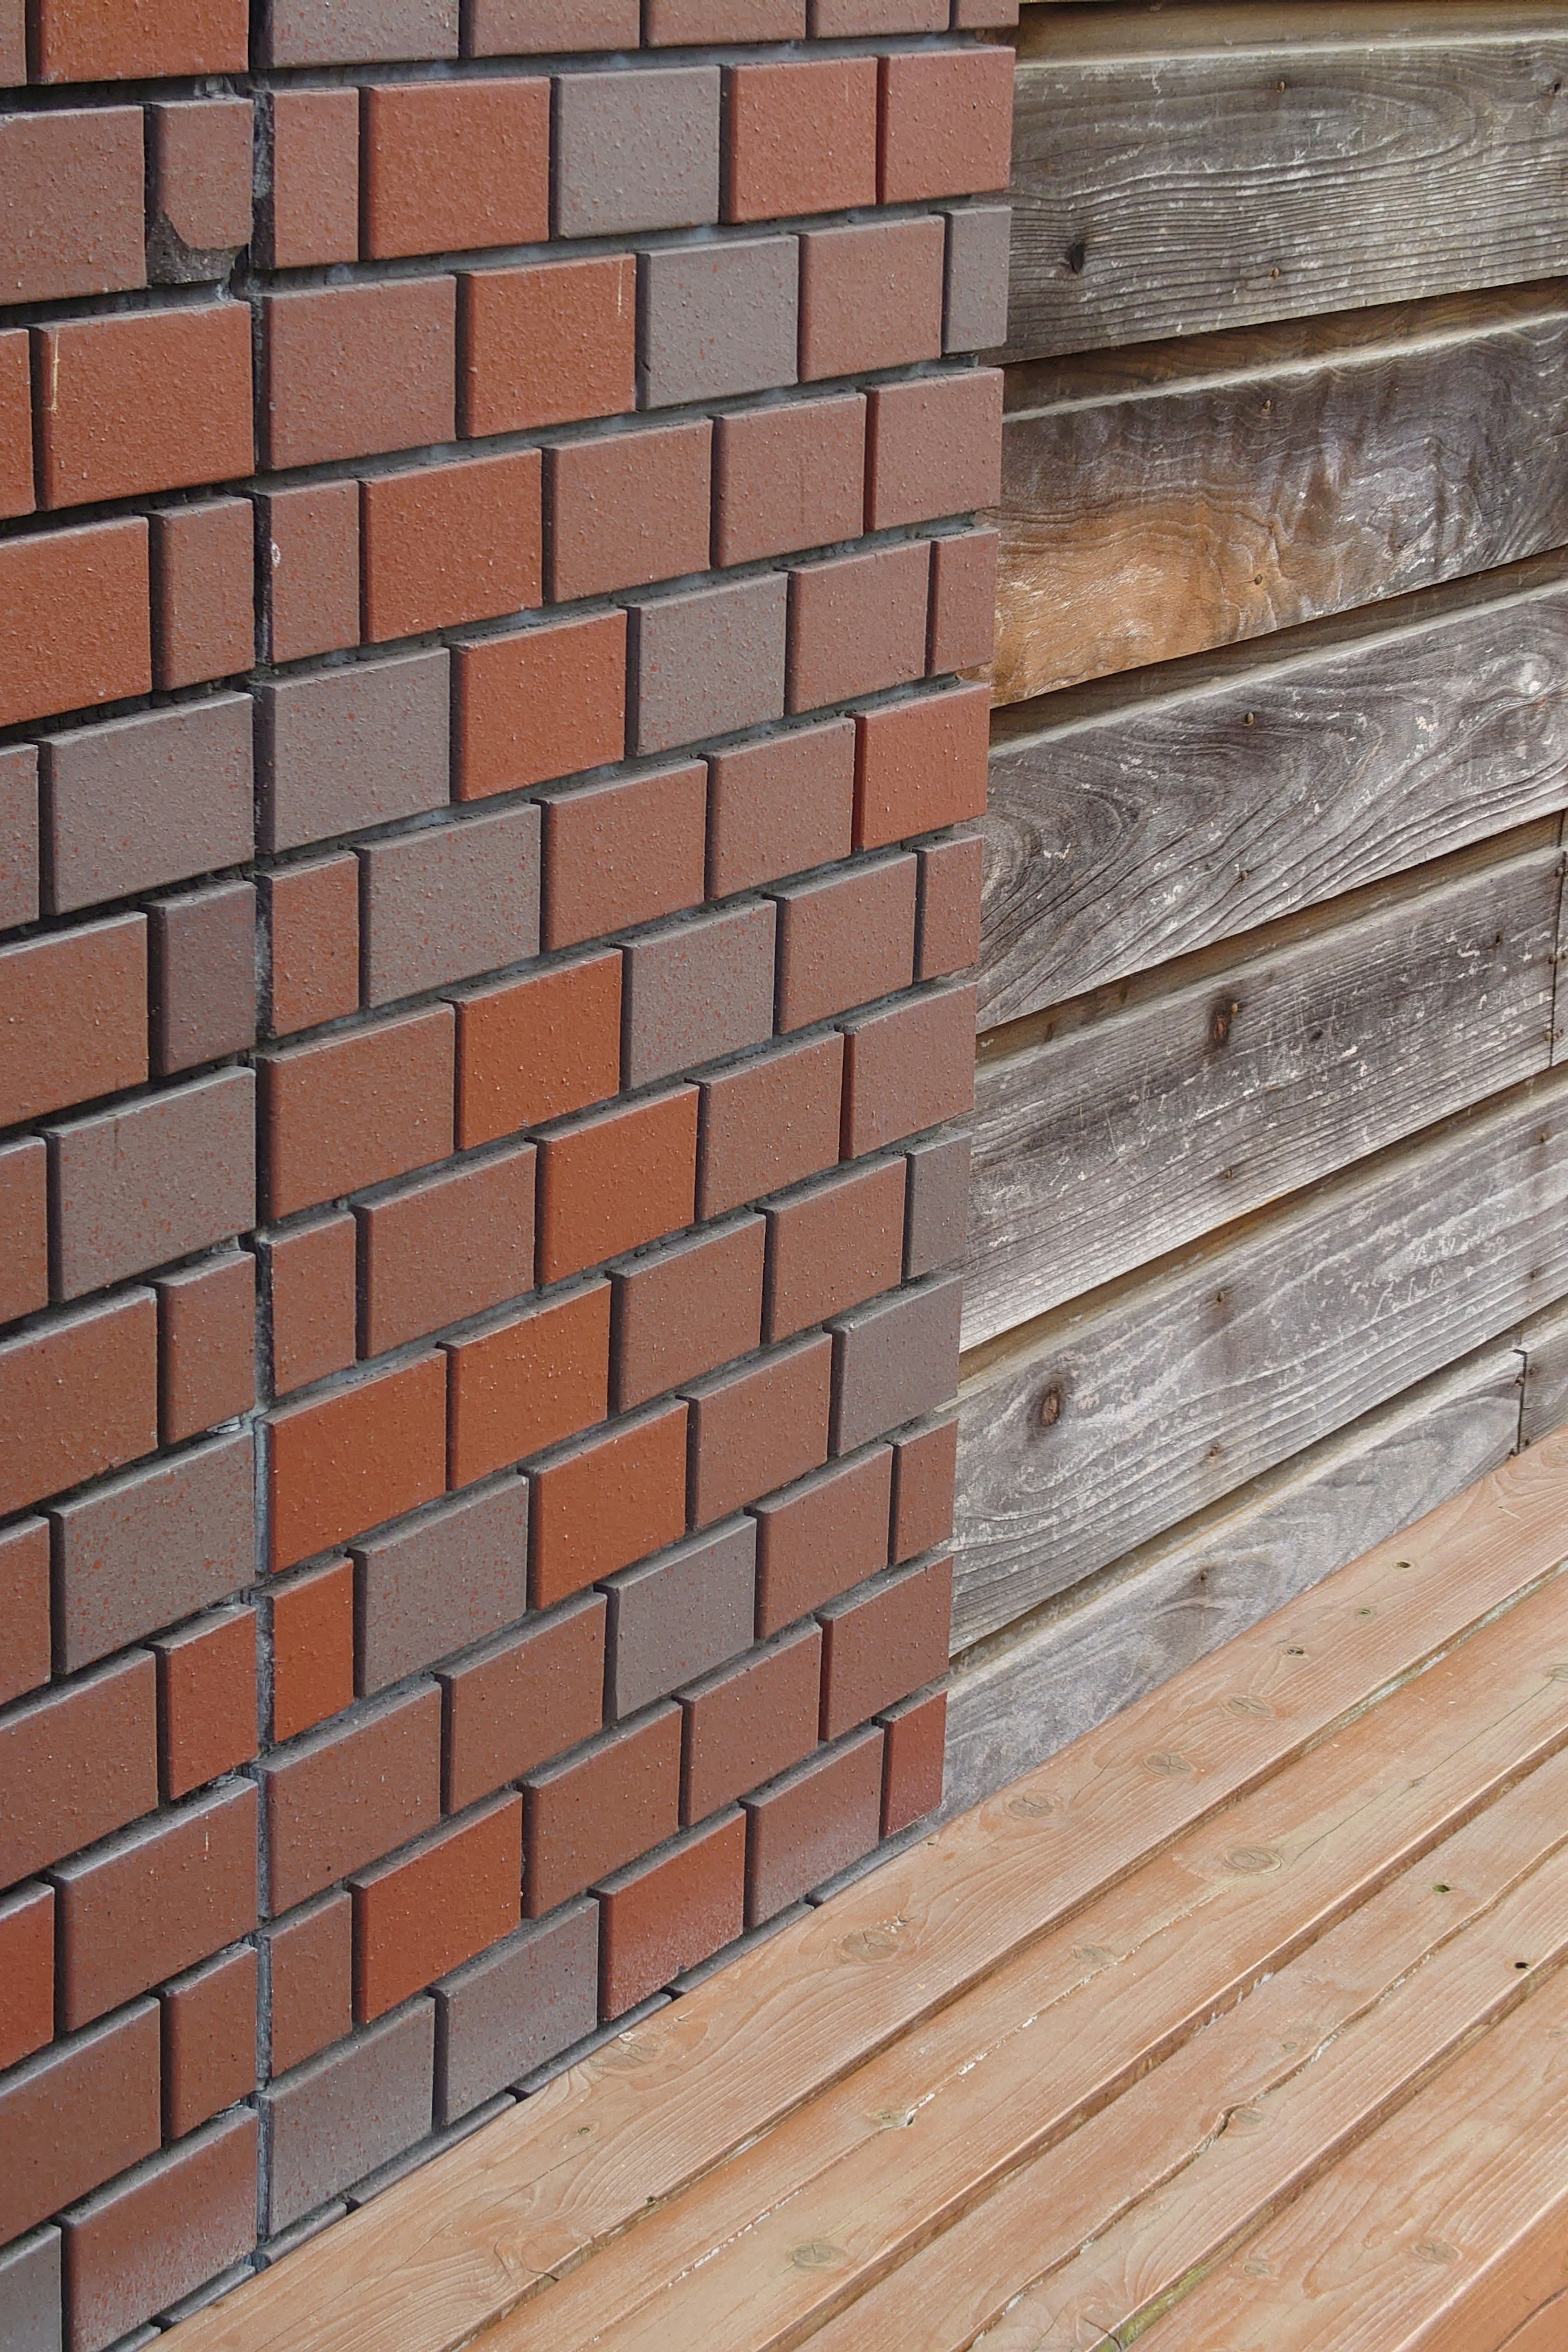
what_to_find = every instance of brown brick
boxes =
[352,1794,522,2021]
[439,1591,605,1812]
[866,370,1003,530]
[362,451,542,644]
[359,808,540,1008]
[36,0,247,78]
[152,1606,258,1802]
[904,1130,970,1276]
[269,1353,448,1573]
[264,1212,358,1397]
[148,98,253,278]
[880,1684,946,1832]
[537,1087,699,1286]
[42,695,253,916]
[800,215,946,380]
[0,2003,161,2250]
[0,332,29,521]
[37,304,252,510]
[470,0,636,43]
[53,1780,258,2033]
[612,1217,764,1412]
[742,1723,882,1924]
[604,1519,755,1721]
[725,57,877,221]
[434,1899,599,2123]
[788,543,929,716]
[0,107,145,304]
[149,881,258,1077]
[879,48,1015,203]
[707,720,855,898]
[364,78,548,259]
[831,1272,963,1453]
[261,1998,435,2233]
[639,236,798,409]
[944,203,1012,353]
[261,87,359,269]
[549,420,711,602]
[929,525,998,672]
[0,1652,158,1889]
[0,740,39,925]
[456,610,627,802]
[0,516,150,730]
[842,979,976,1154]
[630,572,788,755]
[555,65,719,239]
[354,1478,528,1695]
[261,279,457,471]
[0,1882,54,2075]
[773,855,917,1031]
[918,833,984,979]
[0,1136,48,1327]
[49,1068,256,1301]
[523,1706,681,1916]
[257,646,450,857]
[0,1292,158,1524]
[766,1157,906,1340]
[650,0,799,32]
[697,1031,845,1221]
[263,0,457,62]
[445,1281,610,1488]
[261,481,361,666]
[461,255,636,437]
[456,949,622,1150]
[623,902,777,1088]
[753,1445,893,1635]
[61,2110,257,2352]
[814,0,944,31]
[358,1145,535,1360]
[687,1332,832,1526]
[260,1683,442,1915]
[892,1414,957,1561]
[542,762,706,951]
[819,1552,952,1737]
[261,1003,456,1221]
[0,1516,50,1711]
[160,1944,257,2138]
[597,1810,745,2017]
[713,394,864,570]
[262,1891,352,2076]
[531,1401,690,1608]
[150,501,254,690]
[681,1624,821,1822]
[853,684,989,851]
[263,854,360,1038]
[0,4,19,83]
[271,1559,355,1745]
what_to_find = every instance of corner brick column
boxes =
[0,0,1012,2339]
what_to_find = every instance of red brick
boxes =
[0,1652,158,1888]
[42,695,254,917]
[461,255,637,437]
[650,0,799,32]
[843,979,976,1155]
[681,1626,821,1822]
[259,646,451,857]
[713,394,864,570]
[60,2109,257,2352]
[866,370,1003,530]
[537,1087,699,1285]
[260,1682,442,1915]
[151,1606,258,1803]
[160,1944,257,2138]
[604,1520,754,1722]
[687,1332,832,1527]
[456,949,622,1150]
[53,1780,258,2032]
[918,833,984,979]
[262,87,360,270]
[881,1684,946,1831]
[148,98,254,272]
[0,1882,53,2074]
[789,542,930,718]
[357,1146,535,1361]
[0,107,144,304]
[263,853,359,1038]
[0,1136,48,1327]
[523,1706,681,1916]
[36,305,252,511]
[955,0,1020,24]
[819,1552,952,1737]
[470,0,637,47]
[707,720,855,898]
[49,1067,256,1300]
[148,503,254,692]
[359,805,541,1006]
[814,0,944,29]
[353,1479,528,1695]
[766,1157,906,1341]
[0,331,30,521]
[272,1558,355,1745]
[0,1516,50,1711]
[0,517,150,729]
[363,451,543,643]
[549,420,712,602]
[629,572,788,755]
[439,1591,605,1811]
[364,78,548,259]
[445,1281,610,1488]
[753,1446,893,1634]
[262,279,457,471]
[891,1413,957,1561]
[698,1031,846,1221]
[800,215,947,381]
[831,1273,963,1453]
[262,1891,352,2076]
[261,1004,456,1221]
[879,47,1014,200]
[261,481,361,666]
[0,2003,161,2250]
[264,0,458,64]
[725,57,877,221]
[542,762,706,951]
[0,1292,157,1522]
[51,1431,255,1675]
[532,1401,690,1608]
[623,902,776,1088]
[639,236,799,410]
[456,610,627,802]
[264,1212,358,1398]
[929,525,998,672]
[612,1218,764,1413]
[555,64,719,241]
[149,880,258,1077]
[270,1352,448,1572]
[773,855,917,1031]
[597,1810,745,2016]
[854,683,990,851]
[35,0,247,78]
[904,1130,971,1275]
[742,1723,882,1924]
[352,1794,522,2021]
[0,739,38,928]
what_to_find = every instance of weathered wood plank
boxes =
[994,284,1568,704]
[1006,2,1568,363]
[967,837,1560,1348]
[954,1066,1568,1649]
[1520,1293,1568,1447]
[982,559,1568,1026]
[942,1339,1522,1819]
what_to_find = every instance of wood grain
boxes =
[955,1065,1568,1649]
[942,1339,1521,1819]
[994,283,1568,703]
[981,557,1568,1027]
[1006,4,1568,363]
[1520,1294,1568,1449]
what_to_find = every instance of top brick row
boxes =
[1,0,1015,85]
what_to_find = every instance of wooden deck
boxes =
[175,1428,1568,2352]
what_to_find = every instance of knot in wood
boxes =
[1208,999,1238,1049]
[1037,1383,1064,1429]
[790,2243,846,2272]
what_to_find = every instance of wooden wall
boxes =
[951,0,1568,1809]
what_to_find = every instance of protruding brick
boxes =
[0,741,39,926]
[271,1559,355,1745]
[358,1145,536,1359]
[842,980,976,1155]
[904,1129,971,1274]
[742,1723,882,1924]
[0,517,150,730]
[261,88,360,269]
[262,854,360,1038]
[261,1003,455,1221]
[261,279,457,471]
[150,501,254,689]
[597,1810,746,2017]
[352,1794,522,2021]
[878,48,1015,202]
[61,2110,258,2352]
[445,1281,610,1488]
[263,0,458,64]
[766,1157,906,1339]
[853,684,990,850]
[880,1685,947,1831]
[928,527,999,673]
[0,1652,158,1890]
[0,332,29,521]
[622,902,777,1087]
[35,0,248,80]
[262,1891,352,2077]
[0,107,145,304]
[363,78,549,258]
[680,1624,822,1821]
[604,1519,756,1720]
[49,1067,256,1300]
[713,395,864,570]
[788,543,930,715]
[697,1031,846,1221]
[649,0,799,32]
[261,482,361,666]
[686,1332,833,1527]
[891,1414,957,1561]
[819,1552,952,1737]
[541,763,706,950]
[269,1352,448,1573]
[944,205,1011,354]
[555,66,720,239]
[151,1606,259,1800]
[523,1706,682,1916]
[42,695,253,916]
[830,1272,963,1453]
[455,610,627,802]
[629,572,788,755]
[0,1883,54,2074]
[537,1087,699,1285]
[456,949,622,1149]
[147,99,254,280]
[149,881,258,1077]
[549,421,711,602]
[0,1292,158,1525]
[707,720,855,897]
[261,2000,435,2234]
[361,452,542,643]
[264,1213,358,1397]
[353,1479,529,1695]
[439,1591,605,1812]
[773,855,917,1031]
[360,808,540,1009]
[461,255,637,437]
[725,58,877,222]
[639,237,798,409]
[0,1517,51,1710]
[753,1446,893,1635]
[0,1136,48,1328]
[531,1401,690,1608]
[800,216,946,379]
[434,1901,599,2124]
[0,2002,160,2251]
[259,1683,441,1914]
[257,646,450,857]
[612,1217,765,1411]
[0,2228,60,2352]
[866,370,1003,530]
[36,303,253,510]
[160,1944,258,2137]
[813,0,944,31]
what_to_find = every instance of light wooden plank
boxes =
[956,1065,1568,1649]
[981,557,1568,1027]
[1006,3,1568,362]
[171,1434,1568,2352]
[943,1338,1521,1817]
[967,835,1559,1348]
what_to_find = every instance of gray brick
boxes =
[51,1432,255,1673]
[622,903,776,1089]
[256,649,450,856]
[261,2001,434,2232]
[604,1519,755,1721]
[943,205,1011,354]
[629,572,787,757]
[358,806,540,1007]
[830,1273,962,1455]
[48,1068,256,1300]
[639,236,797,408]
[0,2227,61,2352]
[903,1133,971,1278]
[433,1901,598,2124]
[261,0,457,64]
[42,697,252,916]
[555,67,719,239]
[353,1480,529,1695]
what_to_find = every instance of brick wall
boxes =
[0,3,1009,2341]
